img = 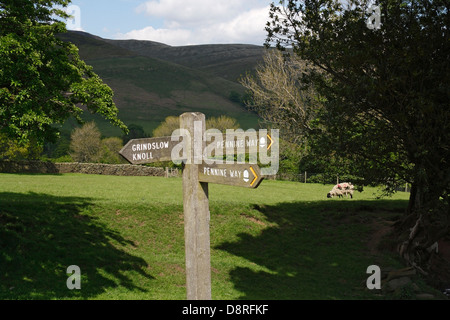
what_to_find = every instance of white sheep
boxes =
[327,182,354,199]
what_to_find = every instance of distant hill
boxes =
[58,31,265,137]
[104,38,265,82]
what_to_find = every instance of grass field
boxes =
[0,173,439,300]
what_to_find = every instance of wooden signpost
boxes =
[119,112,270,300]
[198,163,263,189]
[119,136,178,164]
[205,131,274,156]
[120,133,274,165]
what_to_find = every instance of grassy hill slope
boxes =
[105,39,265,82]
[59,32,263,137]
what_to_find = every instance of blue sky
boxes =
[65,0,272,46]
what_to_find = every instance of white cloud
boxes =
[136,0,244,26]
[118,26,193,45]
[209,6,270,44]
[116,0,270,46]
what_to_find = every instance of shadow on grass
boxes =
[216,199,408,300]
[0,192,153,299]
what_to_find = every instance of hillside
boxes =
[59,31,265,137]
[104,39,265,82]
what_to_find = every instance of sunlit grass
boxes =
[0,173,414,300]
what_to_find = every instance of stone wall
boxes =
[0,160,172,177]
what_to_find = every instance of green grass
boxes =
[0,173,421,300]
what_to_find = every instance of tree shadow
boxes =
[0,192,153,299]
[215,200,408,300]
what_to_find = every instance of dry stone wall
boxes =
[0,160,168,177]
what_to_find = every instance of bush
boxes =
[100,137,126,164]
[53,155,73,163]
[70,122,102,163]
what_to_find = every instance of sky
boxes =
[65,0,273,46]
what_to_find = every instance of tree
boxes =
[69,122,101,163]
[240,49,322,177]
[43,132,71,159]
[153,115,241,137]
[122,124,148,144]
[241,49,320,144]
[100,137,125,164]
[0,133,42,160]
[265,0,449,277]
[0,0,127,146]
[205,115,240,132]
[152,116,179,137]
[70,122,125,164]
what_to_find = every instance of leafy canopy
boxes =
[265,0,449,197]
[0,0,127,145]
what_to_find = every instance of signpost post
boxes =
[119,112,271,300]
[180,113,212,300]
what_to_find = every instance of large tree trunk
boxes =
[395,182,450,287]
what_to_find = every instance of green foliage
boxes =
[205,115,240,132]
[43,131,71,158]
[69,122,102,163]
[152,116,179,137]
[100,137,126,164]
[278,138,306,174]
[0,133,42,160]
[0,0,127,146]
[266,0,449,203]
[153,115,241,138]
[69,122,125,164]
[52,154,72,163]
[265,1,449,272]
[122,124,148,144]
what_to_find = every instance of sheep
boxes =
[327,188,344,199]
[342,188,354,199]
[327,182,354,199]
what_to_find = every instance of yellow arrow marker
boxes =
[250,166,258,187]
[267,134,274,151]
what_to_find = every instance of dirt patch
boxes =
[438,239,450,261]
[367,218,450,294]
[240,213,267,227]
[367,219,397,255]
[429,239,450,290]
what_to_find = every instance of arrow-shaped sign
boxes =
[198,163,264,189]
[206,132,274,156]
[119,136,179,164]
[120,132,275,165]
